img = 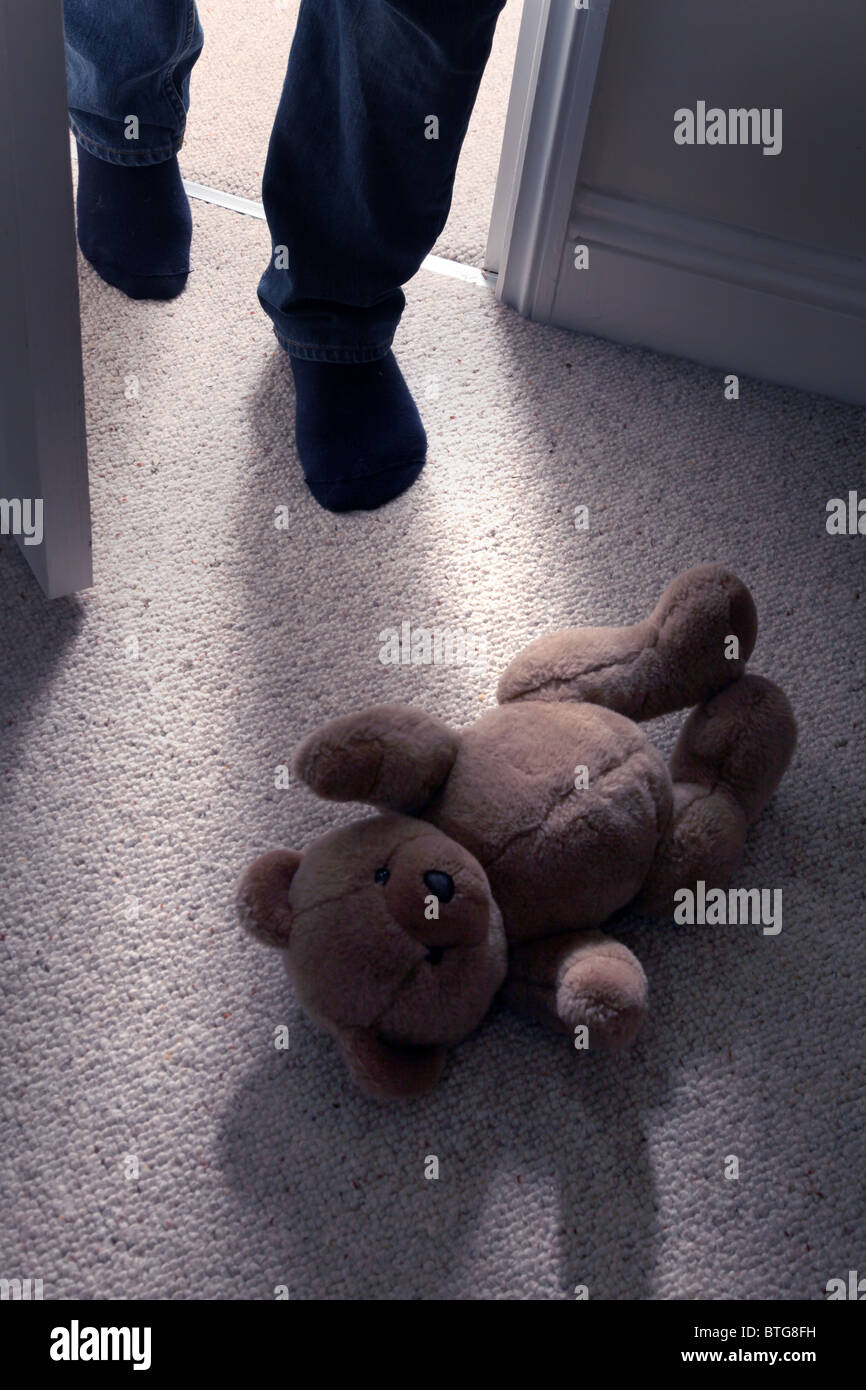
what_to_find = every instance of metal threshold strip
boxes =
[181,179,496,288]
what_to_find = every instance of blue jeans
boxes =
[63,0,506,361]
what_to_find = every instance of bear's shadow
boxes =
[218,973,680,1300]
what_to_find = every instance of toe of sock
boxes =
[306,454,427,513]
[290,351,428,512]
[82,258,189,301]
[126,272,189,302]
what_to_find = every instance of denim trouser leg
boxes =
[63,0,204,165]
[257,0,507,362]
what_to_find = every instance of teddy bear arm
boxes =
[497,564,757,721]
[294,704,459,812]
[503,929,648,1050]
[336,1027,447,1100]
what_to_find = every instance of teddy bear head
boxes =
[238,811,508,1098]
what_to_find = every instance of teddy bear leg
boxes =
[636,674,797,916]
[497,564,757,721]
[504,930,648,1050]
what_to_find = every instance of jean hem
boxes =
[70,120,183,166]
[274,331,394,364]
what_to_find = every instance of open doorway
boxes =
[180,0,525,272]
[2,0,528,597]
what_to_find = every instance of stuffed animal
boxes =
[238,565,796,1100]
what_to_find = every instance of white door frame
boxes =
[0,0,92,598]
[485,0,611,317]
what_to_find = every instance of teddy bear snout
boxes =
[385,834,491,949]
[422,869,455,903]
[394,871,490,949]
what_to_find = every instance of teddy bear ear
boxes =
[237,850,302,950]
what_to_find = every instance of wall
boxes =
[577,0,866,259]
[518,0,866,404]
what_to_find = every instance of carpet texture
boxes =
[180,0,523,267]
[1,191,864,1300]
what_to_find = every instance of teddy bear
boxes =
[238,565,797,1100]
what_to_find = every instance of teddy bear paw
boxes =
[557,952,648,1050]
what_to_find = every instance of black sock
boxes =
[75,145,192,301]
[289,351,427,512]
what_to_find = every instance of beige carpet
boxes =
[181,0,524,266]
[1,186,865,1298]
[3,0,866,1301]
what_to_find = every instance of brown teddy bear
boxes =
[238,565,796,1100]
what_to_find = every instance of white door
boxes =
[487,0,866,407]
[0,0,92,597]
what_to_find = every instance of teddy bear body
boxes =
[239,565,798,1099]
[424,700,672,942]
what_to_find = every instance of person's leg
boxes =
[258,0,507,511]
[63,0,204,299]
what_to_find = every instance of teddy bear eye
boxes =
[374,866,390,885]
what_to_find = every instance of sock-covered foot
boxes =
[289,351,427,512]
[75,146,192,301]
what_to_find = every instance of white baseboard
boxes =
[549,188,866,405]
[574,190,866,319]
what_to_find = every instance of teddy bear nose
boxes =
[423,870,455,903]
